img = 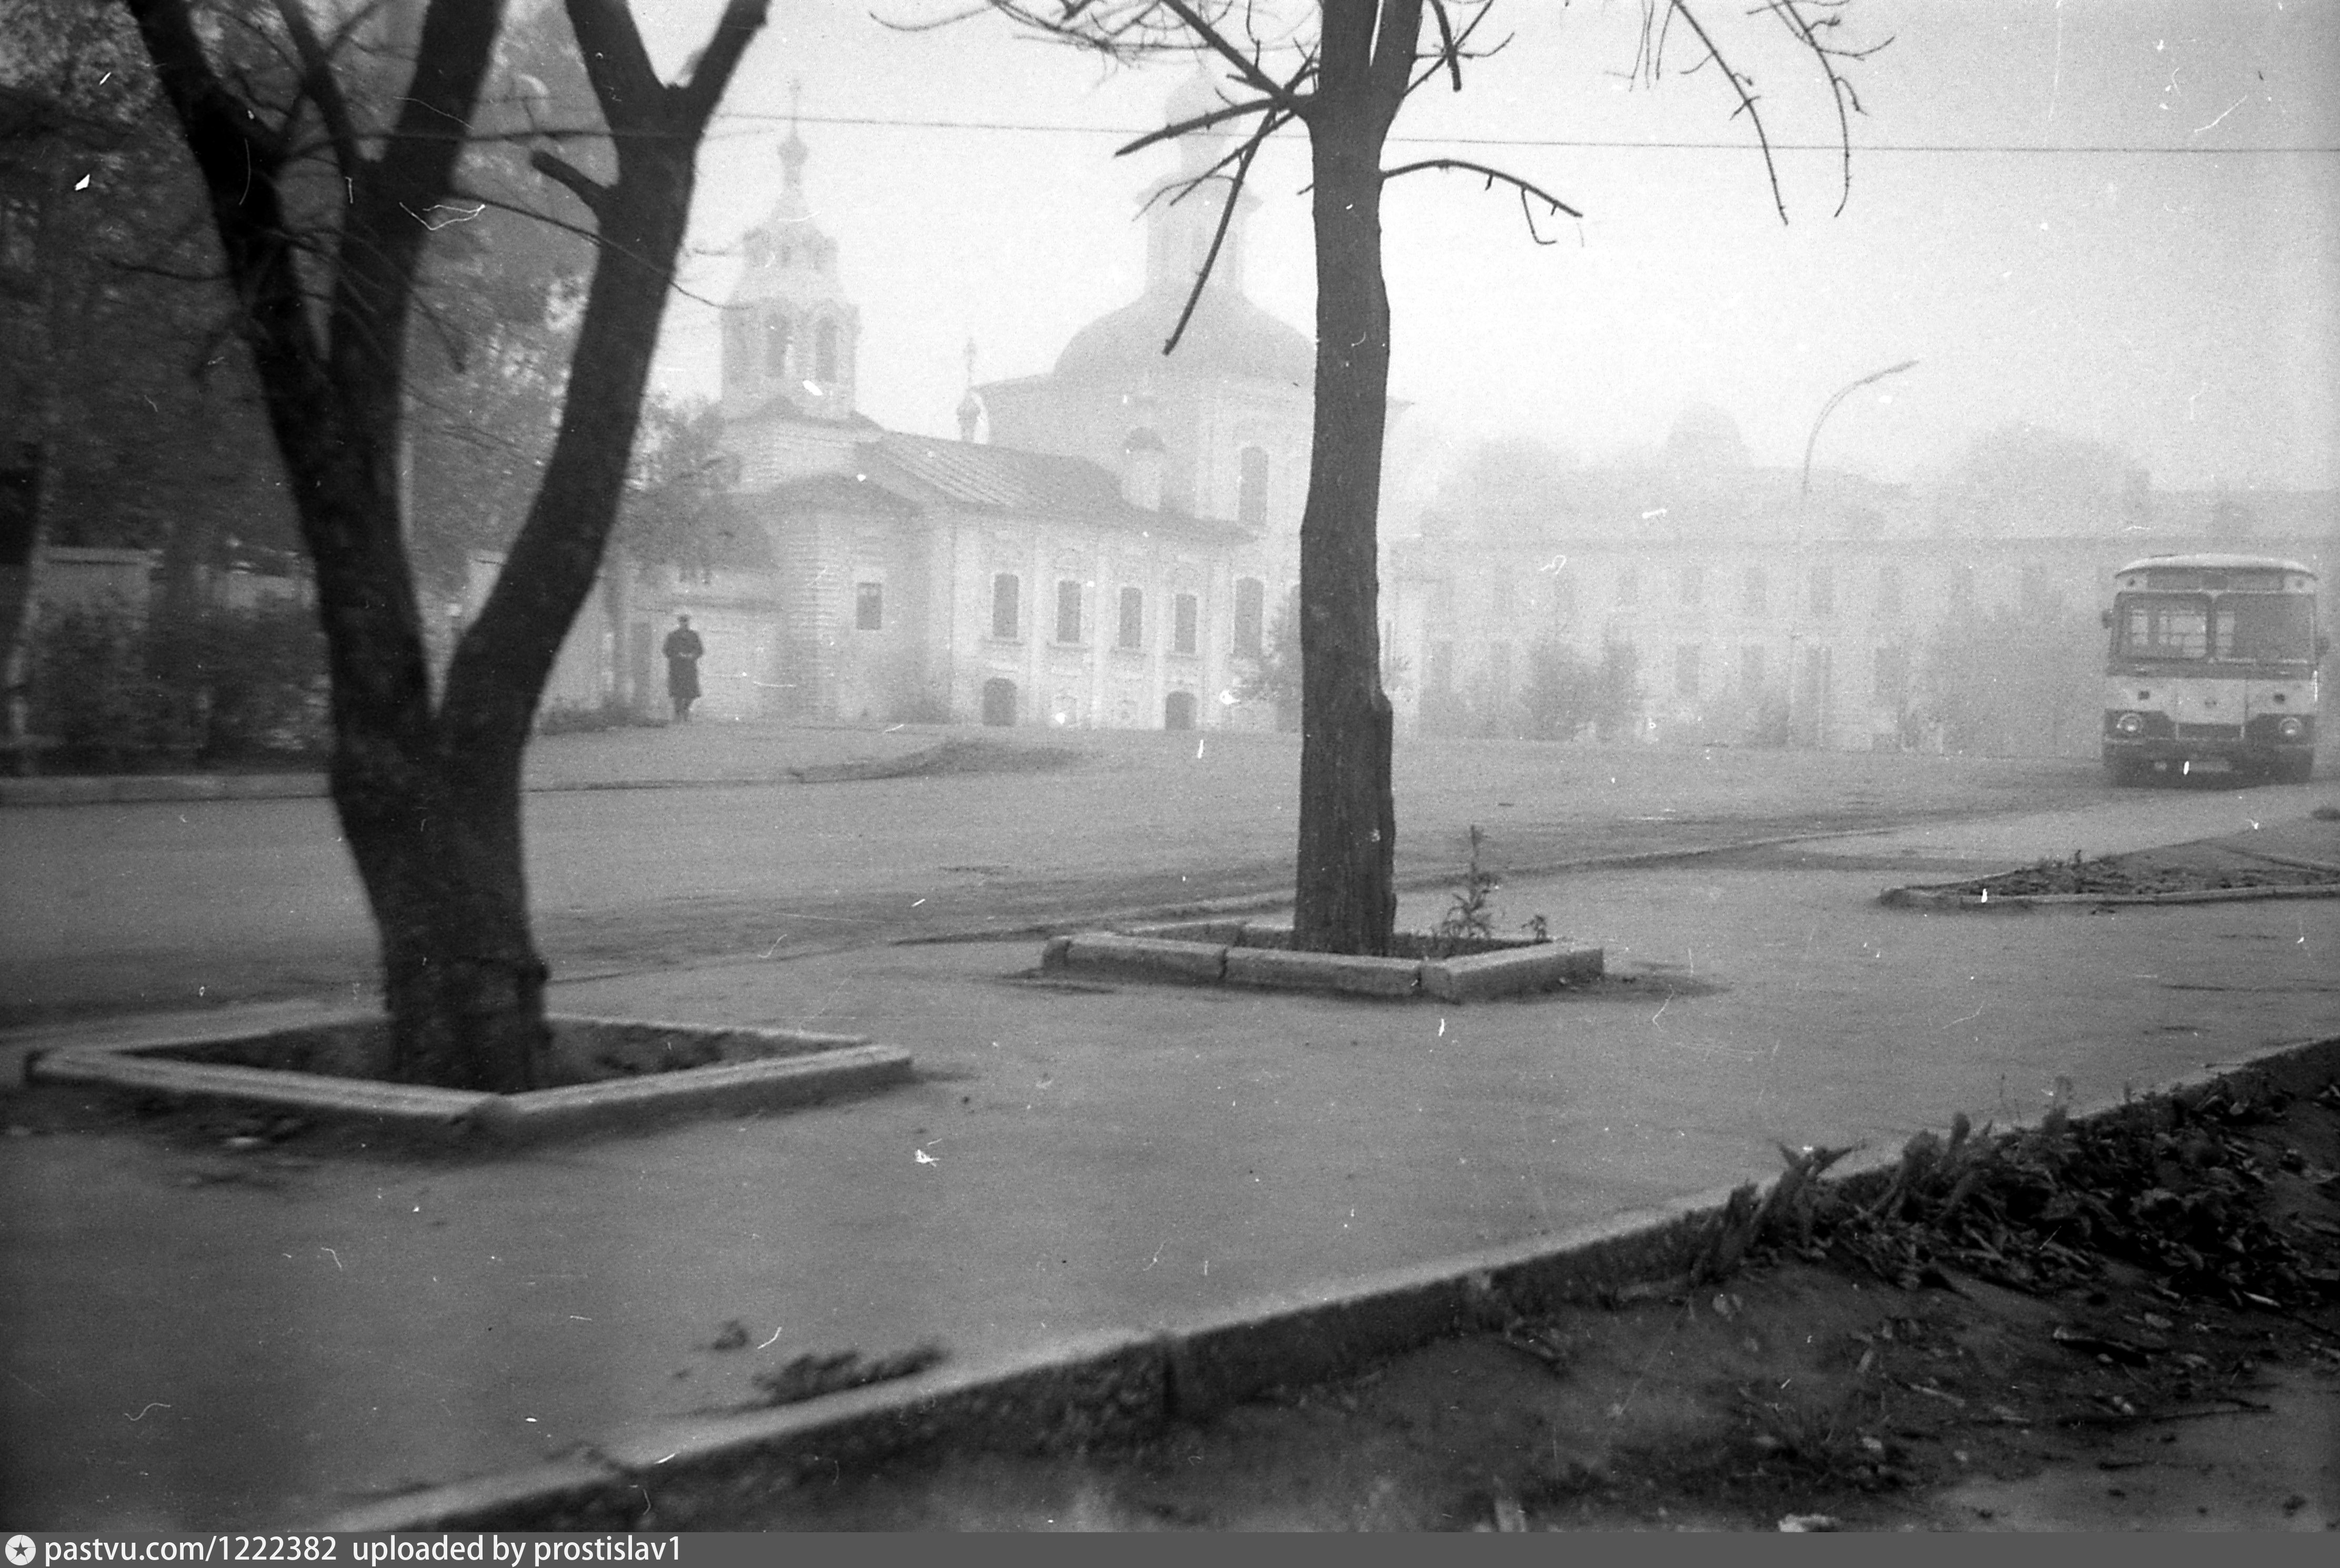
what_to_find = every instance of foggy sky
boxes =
[630,0,2338,495]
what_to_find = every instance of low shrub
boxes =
[28,598,328,769]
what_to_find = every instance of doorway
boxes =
[981,678,1018,727]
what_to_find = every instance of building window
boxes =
[762,313,789,376]
[1674,644,1703,698]
[855,581,883,632]
[1234,577,1265,658]
[1809,565,1835,618]
[1117,586,1144,650]
[1490,576,1515,622]
[1488,642,1513,710]
[1947,565,1976,607]
[1874,643,1910,703]
[1237,446,1269,527]
[1678,565,1704,607]
[1616,567,1641,607]
[1739,644,1766,697]
[1877,564,1904,617]
[1741,567,1767,616]
[1055,579,1083,645]
[815,319,839,383]
[991,573,1020,640]
[1173,592,1198,655]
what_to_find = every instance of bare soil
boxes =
[654,1071,2340,1532]
[1916,841,2340,900]
[143,1018,840,1085]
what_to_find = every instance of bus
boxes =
[2101,553,2324,785]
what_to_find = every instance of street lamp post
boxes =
[1791,358,1916,750]
[1801,358,1919,507]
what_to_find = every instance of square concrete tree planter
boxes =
[1041,918,1602,1002]
[25,1014,914,1144]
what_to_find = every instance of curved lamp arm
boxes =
[1801,359,1920,503]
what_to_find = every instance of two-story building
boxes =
[514,80,1332,732]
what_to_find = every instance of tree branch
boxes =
[1160,107,1282,354]
[1760,0,1890,217]
[460,187,732,310]
[1407,1,1504,98]
[1380,156,1582,234]
[529,148,611,218]
[1159,0,1296,105]
[1662,0,1786,224]
[675,0,771,122]
[1427,1,1462,91]
[1116,89,1291,159]
[272,0,362,183]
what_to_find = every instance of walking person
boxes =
[662,613,705,723]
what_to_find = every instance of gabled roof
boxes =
[761,470,920,517]
[725,394,885,434]
[866,432,1245,539]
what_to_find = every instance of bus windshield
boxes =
[2114,592,2316,663]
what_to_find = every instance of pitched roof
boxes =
[867,433,1244,539]
[761,470,920,516]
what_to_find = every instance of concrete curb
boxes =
[1040,921,1602,1001]
[0,768,923,807]
[1879,881,2340,910]
[300,1031,2340,1532]
[23,1014,913,1143]
[0,773,330,806]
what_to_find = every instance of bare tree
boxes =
[122,0,768,1090]
[966,1,1880,953]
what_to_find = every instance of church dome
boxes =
[1662,403,1749,469]
[1054,284,1314,388]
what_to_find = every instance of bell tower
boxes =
[720,85,861,423]
[1140,66,1259,299]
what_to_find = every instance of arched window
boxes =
[815,320,839,383]
[1237,446,1269,527]
[762,314,789,376]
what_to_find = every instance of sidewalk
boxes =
[3,804,2335,1529]
[0,720,956,807]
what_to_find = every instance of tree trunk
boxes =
[1289,73,1399,956]
[2,156,73,756]
[336,726,548,1091]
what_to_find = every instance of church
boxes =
[523,79,1324,733]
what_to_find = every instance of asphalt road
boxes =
[4,729,2335,1529]
[0,725,2257,1024]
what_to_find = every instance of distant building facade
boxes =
[1390,406,2337,755]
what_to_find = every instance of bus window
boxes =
[2120,595,2208,659]
[2214,595,2315,662]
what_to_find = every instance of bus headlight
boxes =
[2114,712,2145,736]
[2277,716,2305,740]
